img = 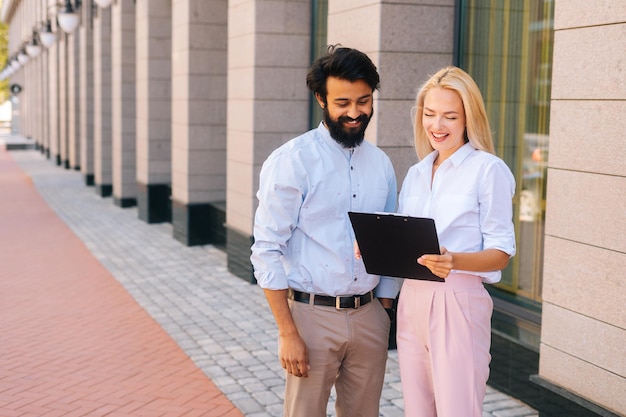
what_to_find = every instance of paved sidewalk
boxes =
[0,147,242,417]
[1,144,539,417]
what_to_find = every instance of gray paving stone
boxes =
[493,406,539,417]
[12,150,539,417]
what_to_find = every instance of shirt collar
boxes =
[448,142,476,167]
[418,142,476,174]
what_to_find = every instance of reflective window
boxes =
[458,0,554,305]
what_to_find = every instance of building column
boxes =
[67,26,81,170]
[41,43,50,156]
[58,32,69,168]
[32,42,42,150]
[225,0,310,281]
[93,6,112,197]
[171,0,227,246]
[111,0,136,207]
[537,4,626,415]
[48,22,60,164]
[23,52,34,141]
[80,0,95,185]
[135,0,172,223]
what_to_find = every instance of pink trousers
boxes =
[397,273,493,417]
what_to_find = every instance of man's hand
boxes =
[263,288,311,378]
[279,332,310,378]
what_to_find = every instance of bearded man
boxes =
[250,45,400,417]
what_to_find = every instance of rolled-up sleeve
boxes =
[479,160,516,257]
[250,153,303,289]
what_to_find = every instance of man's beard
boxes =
[323,106,372,148]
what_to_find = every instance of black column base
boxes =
[55,154,62,166]
[529,375,621,417]
[226,227,255,284]
[113,196,137,208]
[84,174,95,186]
[489,333,604,417]
[95,184,112,197]
[172,200,226,247]
[137,183,171,223]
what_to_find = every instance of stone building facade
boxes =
[2,1,624,415]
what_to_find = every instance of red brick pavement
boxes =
[0,147,243,416]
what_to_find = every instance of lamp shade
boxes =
[26,44,42,57]
[17,51,30,65]
[57,11,80,34]
[39,30,56,48]
[39,20,56,47]
[26,40,42,57]
[94,0,113,7]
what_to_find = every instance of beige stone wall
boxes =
[68,29,80,169]
[58,34,68,165]
[226,0,310,235]
[79,0,94,179]
[540,1,626,414]
[171,0,228,206]
[135,0,171,186]
[93,7,112,188]
[48,28,59,161]
[111,0,136,202]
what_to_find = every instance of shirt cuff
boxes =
[374,276,402,299]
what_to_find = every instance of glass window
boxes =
[457,0,554,305]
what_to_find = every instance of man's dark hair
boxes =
[306,45,380,102]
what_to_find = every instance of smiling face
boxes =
[422,87,467,161]
[317,76,374,148]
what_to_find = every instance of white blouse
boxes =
[398,142,516,284]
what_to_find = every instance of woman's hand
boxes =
[417,246,453,279]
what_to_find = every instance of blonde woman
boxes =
[396,66,516,417]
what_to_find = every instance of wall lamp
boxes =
[55,0,82,34]
[17,48,30,65]
[25,31,43,58]
[38,19,57,48]
[10,56,21,70]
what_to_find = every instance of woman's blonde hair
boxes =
[413,66,494,160]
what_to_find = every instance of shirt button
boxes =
[353,194,356,198]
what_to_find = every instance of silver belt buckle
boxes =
[335,295,359,309]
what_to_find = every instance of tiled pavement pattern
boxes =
[0,147,243,417]
[2,142,539,417]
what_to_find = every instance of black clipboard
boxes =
[348,211,444,281]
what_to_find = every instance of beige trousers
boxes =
[397,273,493,417]
[284,296,390,417]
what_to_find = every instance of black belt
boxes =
[289,289,374,309]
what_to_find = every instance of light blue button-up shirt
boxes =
[251,122,400,298]
[398,142,516,283]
